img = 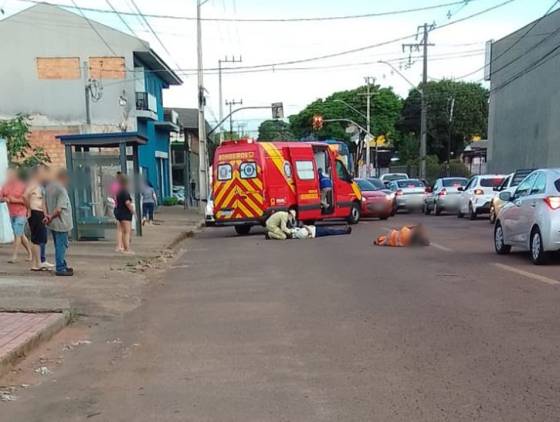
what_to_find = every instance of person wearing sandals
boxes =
[24,166,48,272]
[0,168,32,263]
[114,176,135,255]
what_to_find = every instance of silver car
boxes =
[424,177,468,215]
[388,179,427,212]
[494,169,560,264]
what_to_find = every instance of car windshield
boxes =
[512,169,535,186]
[397,180,424,188]
[442,178,467,187]
[480,177,505,188]
[384,174,407,182]
[356,179,376,191]
[367,178,385,190]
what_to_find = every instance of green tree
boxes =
[257,120,294,141]
[0,115,49,167]
[288,84,403,148]
[397,80,488,162]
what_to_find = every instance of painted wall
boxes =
[488,10,560,173]
[0,4,145,130]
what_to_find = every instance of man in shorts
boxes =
[0,168,32,263]
[24,166,48,271]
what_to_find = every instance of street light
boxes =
[377,60,421,94]
[333,99,367,121]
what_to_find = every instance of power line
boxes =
[105,0,139,39]
[128,0,179,67]
[18,0,484,22]
[69,0,117,55]
[455,0,560,79]
[491,37,560,92]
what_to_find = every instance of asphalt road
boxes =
[4,212,560,421]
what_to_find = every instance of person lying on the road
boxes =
[265,209,296,240]
[374,224,430,247]
[291,224,352,239]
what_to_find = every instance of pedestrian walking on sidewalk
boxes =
[44,168,74,276]
[24,166,48,271]
[0,168,32,263]
[114,176,135,255]
[141,180,157,225]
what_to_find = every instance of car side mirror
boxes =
[499,191,512,202]
[457,186,464,191]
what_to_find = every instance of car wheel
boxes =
[347,203,360,225]
[469,204,477,220]
[424,202,431,215]
[234,225,252,236]
[457,208,464,218]
[494,222,511,255]
[434,203,442,216]
[530,227,549,265]
[489,206,496,224]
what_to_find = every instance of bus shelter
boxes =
[57,132,147,241]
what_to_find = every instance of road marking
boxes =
[431,242,453,252]
[493,263,560,285]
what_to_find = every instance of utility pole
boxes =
[218,56,242,144]
[197,0,208,210]
[447,96,455,176]
[359,77,375,177]
[225,99,243,136]
[403,23,434,179]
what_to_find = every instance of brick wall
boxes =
[27,128,71,168]
[89,56,125,80]
[36,57,81,80]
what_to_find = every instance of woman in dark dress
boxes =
[114,176,135,255]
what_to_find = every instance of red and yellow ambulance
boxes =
[212,139,362,234]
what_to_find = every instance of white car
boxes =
[388,179,427,212]
[380,173,409,186]
[494,169,560,264]
[457,174,506,220]
[205,195,215,226]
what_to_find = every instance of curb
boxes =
[0,311,71,378]
[164,221,204,251]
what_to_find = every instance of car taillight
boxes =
[474,189,484,195]
[438,188,447,197]
[396,189,403,196]
[544,196,560,210]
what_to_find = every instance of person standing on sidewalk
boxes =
[44,168,74,277]
[23,166,48,271]
[114,176,135,255]
[0,168,32,263]
[38,165,54,270]
[141,180,157,225]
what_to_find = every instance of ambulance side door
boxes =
[289,149,322,220]
[333,158,359,217]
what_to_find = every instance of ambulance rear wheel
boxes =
[235,225,252,236]
[347,203,361,225]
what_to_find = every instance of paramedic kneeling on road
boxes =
[265,210,296,240]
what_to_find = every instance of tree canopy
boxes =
[257,120,294,141]
[288,84,402,148]
[0,115,49,167]
[397,79,489,162]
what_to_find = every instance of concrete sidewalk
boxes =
[0,206,203,317]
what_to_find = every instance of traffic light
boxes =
[312,115,324,130]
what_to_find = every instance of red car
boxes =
[355,178,395,219]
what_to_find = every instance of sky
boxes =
[1,0,555,135]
